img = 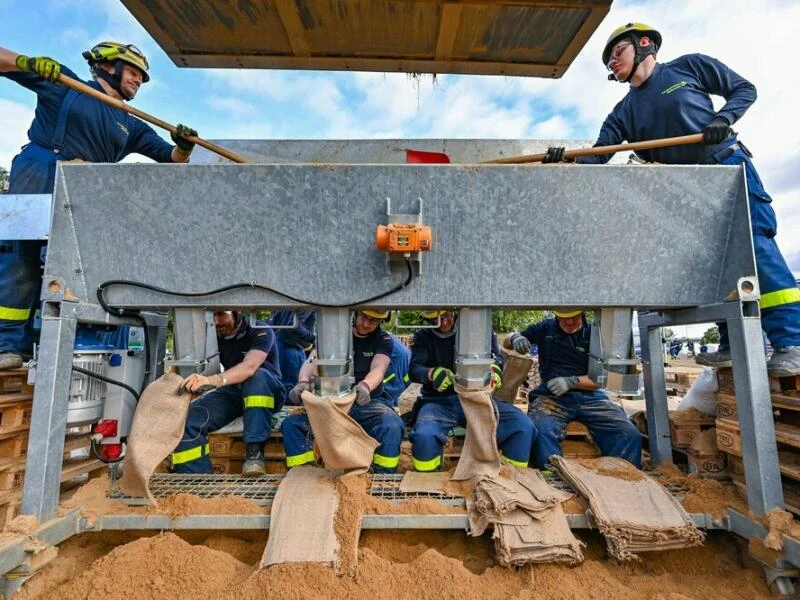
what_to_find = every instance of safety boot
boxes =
[242,443,266,476]
[766,346,800,378]
[0,353,23,371]
[695,349,731,368]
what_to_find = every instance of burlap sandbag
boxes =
[452,384,500,481]
[119,372,188,503]
[301,390,379,476]
[261,466,339,568]
[494,350,534,404]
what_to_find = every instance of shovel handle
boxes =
[56,73,251,164]
[483,134,705,164]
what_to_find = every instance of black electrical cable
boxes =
[90,438,124,464]
[96,256,414,312]
[71,364,141,402]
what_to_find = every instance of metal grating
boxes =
[117,471,693,507]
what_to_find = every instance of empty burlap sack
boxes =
[261,467,339,568]
[119,372,188,503]
[494,350,534,404]
[452,383,500,481]
[552,456,705,560]
[467,468,583,566]
[301,390,379,476]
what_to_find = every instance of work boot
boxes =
[695,349,731,368]
[242,443,266,476]
[766,346,800,378]
[0,352,23,371]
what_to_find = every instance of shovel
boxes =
[56,73,250,164]
[405,133,705,164]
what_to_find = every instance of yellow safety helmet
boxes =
[360,309,389,320]
[553,310,582,319]
[602,22,661,66]
[83,41,150,82]
[421,310,448,320]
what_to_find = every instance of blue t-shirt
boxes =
[579,54,756,165]
[520,318,591,383]
[269,310,317,350]
[218,318,281,378]
[353,327,393,399]
[2,63,174,163]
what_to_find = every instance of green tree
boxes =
[701,326,720,344]
[0,166,9,193]
[492,310,546,333]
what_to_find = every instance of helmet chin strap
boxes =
[92,60,132,100]
[609,34,656,84]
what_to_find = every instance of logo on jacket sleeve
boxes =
[662,80,688,95]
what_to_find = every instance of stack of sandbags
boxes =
[467,468,584,566]
[552,456,705,560]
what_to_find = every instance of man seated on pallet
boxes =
[505,310,642,469]
[173,311,286,476]
[408,310,535,472]
[282,310,405,472]
[383,333,411,408]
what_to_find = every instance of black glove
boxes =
[171,124,197,154]
[354,382,372,406]
[703,117,732,145]
[543,146,576,164]
[289,381,312,404]
[431,367,455,392]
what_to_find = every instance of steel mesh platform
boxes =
[118,473,464,506]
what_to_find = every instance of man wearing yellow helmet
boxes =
[542,23,800,377]
[0,42,198,370]
[281,310,404,473]
[407,310,535,472]
[505,311,642,469]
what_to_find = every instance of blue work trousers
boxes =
[281,399,404,472]
[717,149,800,349]
[277,345,306,390]
[528,389,642,469]
[172,368,285,473]
[409,393,535,471]
[1,144,62,355]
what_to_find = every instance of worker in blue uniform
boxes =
[506,311,642,469]
[267,311,317,390]
[408,310,535,472]
[383,333,411,407]
[0,42,197,370]
[543,22,800,377]
[282,310,404,472]
[173,311,285,476]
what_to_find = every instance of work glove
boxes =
[288,381,312,405]
[15,55,60,82]
[546,376,580,397]
[431,367,455,393]
[542,146,574,164]
[489,363,503,390]
[171,124,198,154]
[353,381,372,406]
[703,117,732,145]
[509,333,532,355]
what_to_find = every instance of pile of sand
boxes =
[18,529,772,600]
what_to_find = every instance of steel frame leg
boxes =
[727,310,784,515]
[21,302,76,521]
[639,321,672,465]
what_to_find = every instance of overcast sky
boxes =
[1,0,798,280]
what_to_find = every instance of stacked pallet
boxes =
[0,369,106,525]
[208,431,288,474]
[560,421,601,459]
[664,366,702,396]
[715,368,800,513]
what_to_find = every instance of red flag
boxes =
[405,149,451,164]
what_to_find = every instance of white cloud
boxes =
[0,99,33,169]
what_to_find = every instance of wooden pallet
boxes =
[0,434,94,494]
[716,367,800,397]
[0,369,32,394]
[0,392,33,436]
